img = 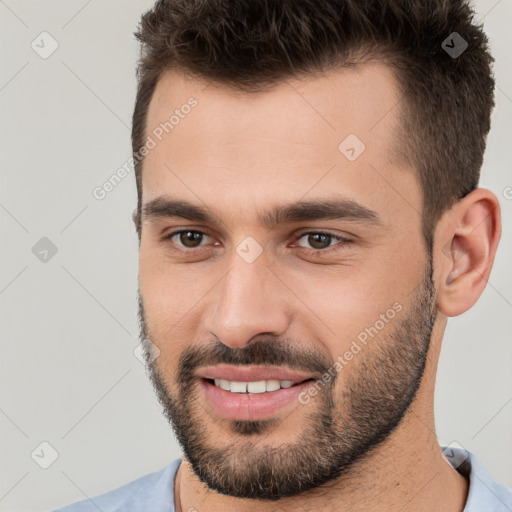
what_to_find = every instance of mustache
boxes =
[138,295,331,381]
[175,337,331,381]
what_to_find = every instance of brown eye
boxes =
[180,231,204,247]
[306,233,332,249]
[296,232,340,250]
[293,231,353,256]
[166,230,211,249]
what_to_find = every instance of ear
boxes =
[434,188,501,317]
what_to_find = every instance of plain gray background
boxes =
[1,1,511,510]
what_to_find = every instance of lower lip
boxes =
[199,378,313,421]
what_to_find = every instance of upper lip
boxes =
[195,365,314,383]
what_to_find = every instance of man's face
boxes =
[138,65,436,499]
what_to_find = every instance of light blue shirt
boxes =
[53,446,512,511]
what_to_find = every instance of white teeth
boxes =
[212,378,299,393]
[218,379,231,391]
[266,379,281,391]
[230,381,247,393]
[247,381,266,393]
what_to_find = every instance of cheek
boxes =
[139,239,206,317]
[138,254,203,366]
[290,252,420,359]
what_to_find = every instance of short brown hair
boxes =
[132,0,495,245]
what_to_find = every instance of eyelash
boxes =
[163,229,352,256]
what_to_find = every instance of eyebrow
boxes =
[142,196,383,229]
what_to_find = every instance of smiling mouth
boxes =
[202,377,314,394]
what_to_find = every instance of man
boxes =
[55,0,512,510]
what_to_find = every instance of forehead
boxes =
[142,64,418,226]
[146,63,401,153]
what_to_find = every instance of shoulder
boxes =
[52,458,182,512]
[465,452,512,511]
[441,445,512,512]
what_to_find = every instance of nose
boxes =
[204,250,291,349]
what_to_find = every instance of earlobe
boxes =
[435,189,501,317]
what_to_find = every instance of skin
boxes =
[137,64,501,511]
